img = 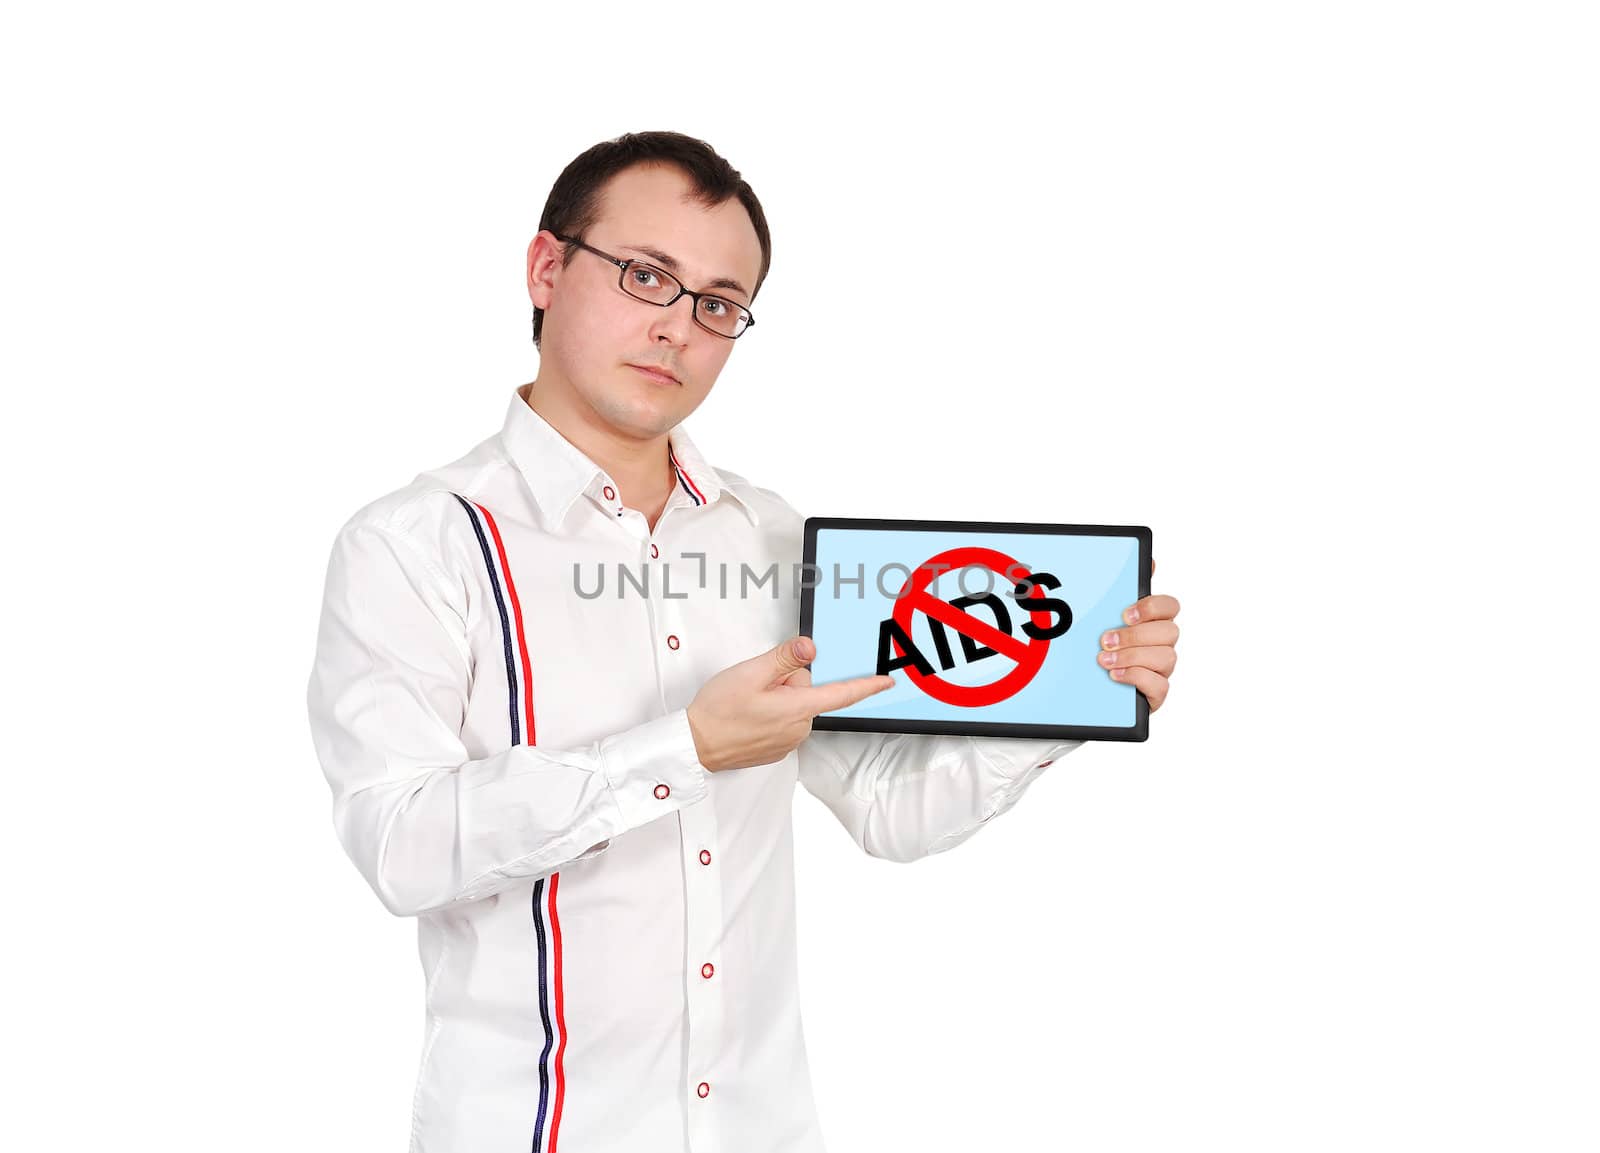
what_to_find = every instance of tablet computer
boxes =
[799,517,1152,742]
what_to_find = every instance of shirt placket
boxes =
[635,480,728,1153]
[678,799,726,1153]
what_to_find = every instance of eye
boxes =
[700,297,728,317]
[630,266,661,289]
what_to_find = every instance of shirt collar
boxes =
[500,384,760,528]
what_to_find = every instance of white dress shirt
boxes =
[305,383,1082,1153]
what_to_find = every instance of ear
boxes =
[527,230,564,310]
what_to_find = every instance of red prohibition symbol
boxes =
[888,545,1061,708]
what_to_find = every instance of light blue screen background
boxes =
[809,528,1139,727]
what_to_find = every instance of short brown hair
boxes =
[531,131,772,348]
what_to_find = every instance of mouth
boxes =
[627,364,681,387]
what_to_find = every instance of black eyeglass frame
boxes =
[552,232,755,340]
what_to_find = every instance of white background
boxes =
[4,2,1596,1150]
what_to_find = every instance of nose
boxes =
[647,293,696,346]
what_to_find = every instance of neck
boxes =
[518,378,677,520]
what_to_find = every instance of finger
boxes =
[802,673,896,717]
[1100,620,1179,652]
[765,636,815,683]
[1123,593,1180,625]
[778,666,813,688]
[1108,665,1169,711]
[1096,644,1177,678]
[1151,556,1156,578]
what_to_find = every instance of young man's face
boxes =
[528,162,764,442]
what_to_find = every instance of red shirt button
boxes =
[701,962,715,979]
[602,485,615,500]
[650,543,659,558]
[654,784,670,800]
[667,635,680,650]
[697,1082,710,1099]
[699,849,712,866]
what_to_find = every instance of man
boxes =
[306,131,1181,1153]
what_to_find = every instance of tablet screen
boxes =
[799,518,1151,741]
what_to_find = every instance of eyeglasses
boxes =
[553,233,755,340]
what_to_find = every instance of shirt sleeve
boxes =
[306,516,710,918]
[795,729,1082,862]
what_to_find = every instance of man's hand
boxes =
[1096,555,1181,712]
[687,636,893,773]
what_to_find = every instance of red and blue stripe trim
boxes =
[669,445,705,506]
[453,494,567,1152]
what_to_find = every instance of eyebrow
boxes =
[621,244,750,300]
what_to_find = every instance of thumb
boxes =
[769,635,814,677]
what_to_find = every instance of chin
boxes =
[595,395,679,439]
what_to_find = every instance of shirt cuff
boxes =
[599,709,711,828]
[968,736,1083,779]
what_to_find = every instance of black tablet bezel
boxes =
[799,517,1152,743]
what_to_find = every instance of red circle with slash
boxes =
[889,545,1055,707]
